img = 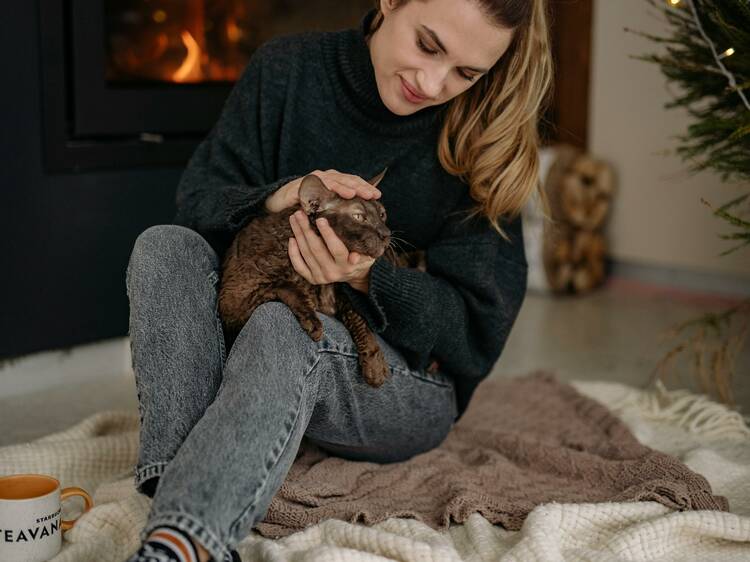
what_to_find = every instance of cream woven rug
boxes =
[1,377,749,561]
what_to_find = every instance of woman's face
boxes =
[368,0,515,115]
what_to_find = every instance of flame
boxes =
[172,30,201,82]
[226,18,242,42]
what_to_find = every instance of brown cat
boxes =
[218,169,425,387]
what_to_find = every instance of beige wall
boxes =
[589,0,750,280]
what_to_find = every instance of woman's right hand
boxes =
[264,169,382,214]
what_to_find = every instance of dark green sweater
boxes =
[172,8,528,421]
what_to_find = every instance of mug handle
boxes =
[60,487,94,531]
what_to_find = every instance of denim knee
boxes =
[225,301,320,376]
[126,225,219,293]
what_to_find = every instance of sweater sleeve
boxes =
[339,198,528,391]
[171,39,302,251]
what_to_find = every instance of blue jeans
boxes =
[125,225,458,562]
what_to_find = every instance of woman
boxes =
[125,0,553,560]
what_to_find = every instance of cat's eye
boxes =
[353,213,365,221]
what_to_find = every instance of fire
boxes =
[172,30,201,82]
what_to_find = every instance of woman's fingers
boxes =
[333,180,357,198]
[342,177,381,199]
[289,212,326,280]
[318,170,381,199]
[288,238,313,282]
[315,217,350,262]
[290,210,369,285]
[316,174,355,199]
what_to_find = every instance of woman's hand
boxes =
[265,168,382,213]
[300,169,383,202]
[288,209,375,288]
[284,168,381,289]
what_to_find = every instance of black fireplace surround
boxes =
[39,0,235,171]
[38,0,374,172]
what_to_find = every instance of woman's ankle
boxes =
[145,529,210,562]
[187,535,211,562]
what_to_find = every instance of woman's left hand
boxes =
[288,209,375,285]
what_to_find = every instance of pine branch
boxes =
[636,1,749,405]
[629,0,750,183]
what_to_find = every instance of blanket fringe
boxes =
[635,379,750,439]
[574,378,750,439]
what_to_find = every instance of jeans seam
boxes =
[208,270,228,370]
[220,304,248,372]
[228,352,321,538]
[134,371,145,427]
[398,369,453,389]
[319,346,453,389]
[140,510,230,562]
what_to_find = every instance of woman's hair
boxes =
[366,0,554,241]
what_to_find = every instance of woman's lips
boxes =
[400,76,426,103]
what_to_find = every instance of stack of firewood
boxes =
[524,144,616,294]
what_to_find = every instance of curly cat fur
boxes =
[218,170,425,387]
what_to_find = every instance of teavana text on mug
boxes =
[3,509,61,543]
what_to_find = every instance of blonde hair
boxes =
[366,0,554,241]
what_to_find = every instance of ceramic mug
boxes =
[0,473,93,562]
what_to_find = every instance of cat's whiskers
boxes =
[389,236,416,251]
[389,230,413,243]
[388,231,416,250]
[386,239,405,255]
[384,245,398,262]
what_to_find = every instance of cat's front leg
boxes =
[337,295,389,387]
[359,346,389,388]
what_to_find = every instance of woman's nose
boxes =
[416,69,446,99]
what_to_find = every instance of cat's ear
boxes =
[367,166,388,187]
[299,173,337,214]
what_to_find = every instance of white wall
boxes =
[589,0,750,281]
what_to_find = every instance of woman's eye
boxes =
[417,38,476,82]
[417,37,438,56]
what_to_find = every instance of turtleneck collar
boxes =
[320,8,444,137]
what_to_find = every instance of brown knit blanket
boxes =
[255,370,729,538]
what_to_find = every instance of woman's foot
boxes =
[126,526,199,562]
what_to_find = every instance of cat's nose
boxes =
[378,227,390,241]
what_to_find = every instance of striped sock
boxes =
[127,526,199,562]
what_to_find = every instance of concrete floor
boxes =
[1,277,748,447]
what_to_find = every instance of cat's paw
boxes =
[361,352,389,388]
[300,315,324,341]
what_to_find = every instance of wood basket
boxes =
[523,144,616,294]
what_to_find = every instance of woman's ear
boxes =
[379,0,397,17]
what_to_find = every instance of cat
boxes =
[218,168,426,388]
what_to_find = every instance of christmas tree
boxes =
[626,0,749,407]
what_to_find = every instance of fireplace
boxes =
[39,0,372,171]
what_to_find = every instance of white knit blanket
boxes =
[1,378,749,561]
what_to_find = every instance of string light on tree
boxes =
[667,0,749,111]
[627,0,750,406]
